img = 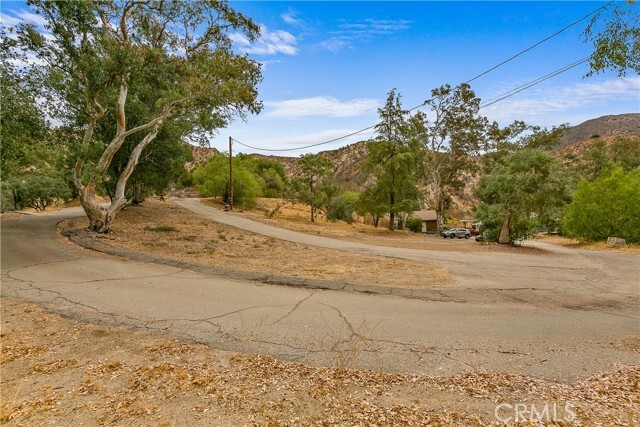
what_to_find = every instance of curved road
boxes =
[2,204,639,383]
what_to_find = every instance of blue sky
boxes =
[219,1,639,155]
[2,1,638,156]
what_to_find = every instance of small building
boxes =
[413,210,438,233]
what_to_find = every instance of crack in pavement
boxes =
[316,301,479,371]
[267,291,317,326]
[4,257,87,276]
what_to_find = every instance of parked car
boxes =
[441,228,471,239]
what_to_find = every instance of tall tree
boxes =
[17,0,262,232]
[293,154,334,223]
[365,90,421,230]
[412,84,486,231]
[476,149,571,244]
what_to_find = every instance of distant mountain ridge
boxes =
[558,113,640,149]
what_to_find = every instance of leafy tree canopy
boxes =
[14,0,263,231]
[365,89,421,230]
[563,167,640,243]
[192,154,263,208]
[583,1,639,76]
[476,149,571,244]
[291,153,334,222]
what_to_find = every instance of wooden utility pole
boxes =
[228,136,233,210]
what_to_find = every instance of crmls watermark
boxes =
[495,402,576,423]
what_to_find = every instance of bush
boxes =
[192,154,263,208]
[563,167,640,243]
[406,217,423,233]
[326,192,359,223]
[5,173,71,211]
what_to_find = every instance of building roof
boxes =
[413,210,437,221]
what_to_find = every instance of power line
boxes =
[234,57,591,153]
[232,125,377,152]
[479,57,590,109]
[230,2,612,153]
[463,1,612,85]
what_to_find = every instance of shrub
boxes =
[406,217,423,233]
[326,192,359,223]
[5,173,71,211]
[563,167,640,243]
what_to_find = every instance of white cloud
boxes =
[282,10,303,26]
[320,18,412,52]
[0,9,48,28]
[481,77,640,122]
[319,38,350,53]
[230,25,298,56]
[265,96,380,119]
[338,19,412,35]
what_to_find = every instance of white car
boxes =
[441,228,471,239]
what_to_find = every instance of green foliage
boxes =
[355,186,389,227]
[5,172,71,211]
[365,89,421,230]
[476,149,571,244]
[0,54,76,211]
[582,2,639,76]
[192,154,263,208]
[252,158,287,198]
[523,124,570,150]
[14,0,263,231]
[292,154,334,222]
[565,135,640,183]
[326,192,359,223]
[406,217,423,233]
[482,120,533,173]
[412,83,486,230]
[177,169,193,188]
[104,132,193,203]
[563,168,640,243]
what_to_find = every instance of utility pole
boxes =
[228,136,233,210]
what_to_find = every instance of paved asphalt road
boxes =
[2,203,639,383]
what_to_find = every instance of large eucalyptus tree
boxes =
[18,0,262,232]
[411,84,487,231]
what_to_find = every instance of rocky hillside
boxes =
[320,141,370,184]
[558,113,640,149]
[185,146,220,171]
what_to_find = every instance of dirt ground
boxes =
[235,198,545,255]
[539,234,640,253]
[61,199,452,289]
[2,297,638,426]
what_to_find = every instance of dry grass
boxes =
[238,198,546,255]
[539,234,640,254]
[62,198,452,289]
[2,297,638,426]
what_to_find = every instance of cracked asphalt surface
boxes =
[2,203,639,383]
